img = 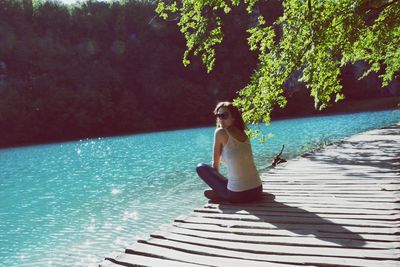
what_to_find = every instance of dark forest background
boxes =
[0,0,399,148]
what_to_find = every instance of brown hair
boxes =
[214,101,246,131]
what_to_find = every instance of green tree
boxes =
[156,0,400,124]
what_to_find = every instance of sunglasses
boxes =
[215,112,229,120]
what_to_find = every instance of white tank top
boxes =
[222,130,262,192]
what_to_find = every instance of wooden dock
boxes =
[100,123,400,267]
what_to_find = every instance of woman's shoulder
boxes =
[215,127,226,134]
[214,127,229,143]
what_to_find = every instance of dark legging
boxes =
[196,163,262,203]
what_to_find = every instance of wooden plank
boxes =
[237,194,400,201]
[267,175,400,178]
[188,212,400,228]
[265,175,399,180]
[148,231,400,259]
[203,203,400,215]
[158,226,400,249]
[203,202,400,214]
[227,197,400,210]
[207,199,400,210]
[261,184,400,191]
[265,173,400,178]
[263,191,399,197]
[260,195,400,203]
[264,183,400,189]
[270,194,400,199]
[266,167,397,173]
[265,181,399,185]
[265,169,399,174]
[264,183,400,188]
[193,208,400,221]
[106,252,208,267]
[276,170,400,174]
[261,189,399,194]
[172,222,400,242]
[175,215,399,235]
[266,169,399,173]
[126,242,302,267]
[134,237,400,267]
[263,183,400,189]
[203,203,400,213]
[265,178,400,181]
[99,259,123,267]
[263,191,400,196]
[264,172,399,177]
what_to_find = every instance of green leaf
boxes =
[157,0,400,132]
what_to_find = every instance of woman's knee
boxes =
[196,163,210,175]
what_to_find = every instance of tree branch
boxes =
[367,0,399,12]
[307,0,312,21]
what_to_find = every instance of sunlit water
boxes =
[1,109,399,266]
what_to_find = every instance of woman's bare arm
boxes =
[212,128,226,172]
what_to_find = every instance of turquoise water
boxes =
[1,109,399,266]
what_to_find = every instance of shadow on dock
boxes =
[213,193,367,248]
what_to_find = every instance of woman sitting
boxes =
[196,101,263,203]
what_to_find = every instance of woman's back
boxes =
[226,127,248,142]
[222,129,261,192]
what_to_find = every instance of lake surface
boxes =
[1,109,399,266]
